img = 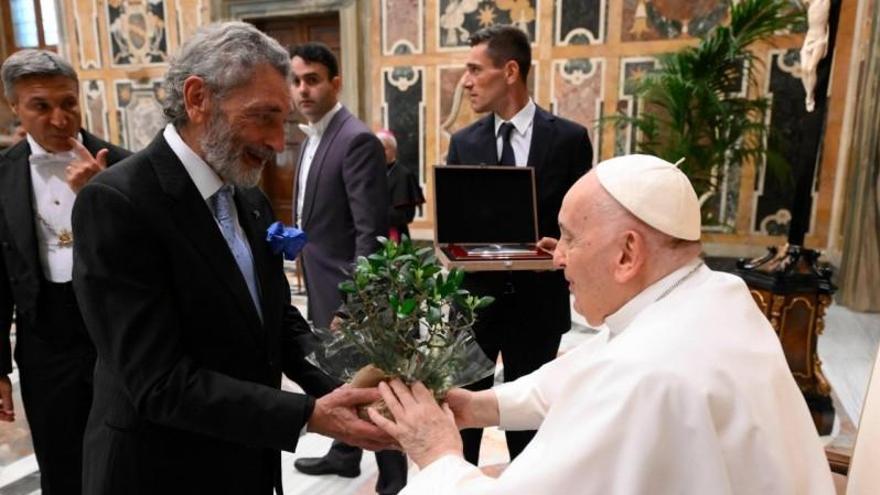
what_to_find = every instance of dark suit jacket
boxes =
[293,106,388,329]
[446,106,592,334]
[0,130,129,374]
[72,133,337,494]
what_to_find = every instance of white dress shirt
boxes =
[296,102,343,226]
[162,124,252,254]
[493,99,536,167]
[28,132,82,282]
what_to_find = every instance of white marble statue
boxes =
[800,0,831,112]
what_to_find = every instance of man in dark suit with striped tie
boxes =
[445,25,593,465]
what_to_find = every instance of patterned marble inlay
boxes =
[174,0,205,49]
[72,0,103,69]
[555,0,605,45]
[81,80,109,141]
[383,0,423,54]
[115,80,165,151]
[753,49,817,235]
[550,58,604,161]
[107,0,168,66]
[382,66,426,194]
[614,57,656,156]
[438,0,538,50]
[622,0,727,42]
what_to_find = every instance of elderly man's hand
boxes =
[307,385,398,451]
[66,138,108,193]
[0,375,14,422]
[368,379,462,469]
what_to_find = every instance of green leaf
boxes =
[399,298,417,316]
[475,296,494,309]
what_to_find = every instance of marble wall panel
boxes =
[753,49,818,236]
[81,80,109,141]
[438,66,478,162]
[72,0,103,69]
[174,0,206,48]
[107,0,168,66]
[438,0,538,50]
[550,58,603,161]
[383,0,423,54]
[555,0,605,45]
[622,0,726,42]
[615,57,656,156]
[382,66,426,192]
[115,80,165,151]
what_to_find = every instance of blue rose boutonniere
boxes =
[266,221,307,260]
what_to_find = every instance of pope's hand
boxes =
[368,380,462,469]
[307,385,397,451]
[537,237,558,255]
[0,374,15,422]
[66,138,108,193]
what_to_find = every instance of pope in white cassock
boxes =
[368,154,836,494]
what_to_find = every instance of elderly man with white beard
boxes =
[71,22,394,495]
[369,154,836,494]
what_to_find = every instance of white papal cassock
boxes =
[403,258,835,494]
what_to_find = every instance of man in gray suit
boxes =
[289,43,407,494]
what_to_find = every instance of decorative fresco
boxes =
[81,80,109,141]
[555,0,605,45]
[107,0,168,66]
[383,0,423,55]
[753,49,818,236]
[550,58,604,161]
[382,66,426,196]
[438,0,538,50]
[72,0,102,69]
[622,0,727,42]
[115,80,166,151]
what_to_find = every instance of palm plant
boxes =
[613,0,803,227]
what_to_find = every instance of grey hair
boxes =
[1,49,78,101]
[162,21,290,127]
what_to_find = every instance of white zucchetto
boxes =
[595,154,702,241]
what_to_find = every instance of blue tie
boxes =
[210,185,263,322]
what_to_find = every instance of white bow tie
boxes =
[29,152,76,167]
[298,123,318,139]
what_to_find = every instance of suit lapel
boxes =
[301,107,349,226]
[475,115,498,165]
[147,135,263,335]
[527,107,555,172]
[291,138,308,224]
[0,141,40,276]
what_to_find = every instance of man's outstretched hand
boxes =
[308,385,397,452]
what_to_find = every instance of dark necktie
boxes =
[498,122,516,166]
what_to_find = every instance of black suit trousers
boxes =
[460,270,566,465]
[15,281,94,495]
